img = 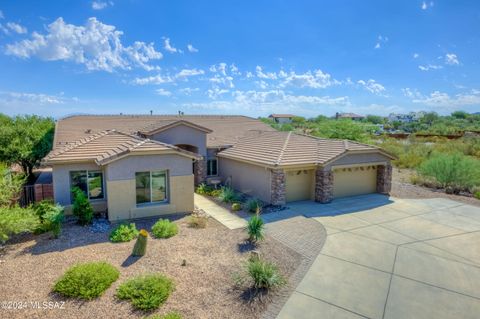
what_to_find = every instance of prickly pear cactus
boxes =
[132,229,148,256]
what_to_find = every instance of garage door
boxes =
[286,169,313,202]
[333,165,377,198]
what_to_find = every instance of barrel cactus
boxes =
[132,229,148,256]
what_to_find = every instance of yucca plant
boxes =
[244,198,263,213]
[218,186,238,203]
[247,215,264,243]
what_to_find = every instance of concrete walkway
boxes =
[277,195,480,319]
[194,193,247,229]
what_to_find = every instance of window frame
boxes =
[69,170,105,202]
[206,158,218,177]
[135,170,169,206]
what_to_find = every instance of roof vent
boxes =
[85,129,92,134]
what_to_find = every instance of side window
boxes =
[70,170,104,201]
[207,159,218,176]
[136,171,168,205]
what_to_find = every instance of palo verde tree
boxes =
[0,114,55,180]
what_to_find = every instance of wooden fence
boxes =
[19,184,53,207]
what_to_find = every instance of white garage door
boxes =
[286,169,314,202]
[333,165,377,198]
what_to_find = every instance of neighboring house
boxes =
[388,111,426,123]
[268,114,295,124]
[44,114,394,221]
[335,112,365,121]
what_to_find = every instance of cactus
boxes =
[132,229,148,256]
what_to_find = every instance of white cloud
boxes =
[374,35,388,49]
[411,90,480,108]
[163,37,178,53]
[418,64,443,71]
[207,88,229,99]
[421,1,434,10]
[179,87,200,95]
[92,1,113,10]
[6,22,27,34]
[187,44,198,53]
[280,69,338,89]
[132,74,173,85]
[445,53,459,65]
[402,87,423,99]
[256,66,277,80]
[0,10,4,19]
[413,53,419,59]
[176,68,204,78]
[0,90,76,105]
[5,17,162,72]
[357,79,386,95]
[155,88,172,96]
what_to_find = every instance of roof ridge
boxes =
[47,130,114,159]
[275,131,292,165]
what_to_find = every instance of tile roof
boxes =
[217,131,393,167]
[268,114,295,118]
[138,119,213,135]
[45,130,200,165]
[53,115,275,149]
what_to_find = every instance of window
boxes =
[207,158,218,176]
[136,171,168,205]
[70,170,104,201]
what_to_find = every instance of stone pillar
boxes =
[376,164,392,194]
[315,168,333,203]
[194,159,207,185]
[270,169,286,206]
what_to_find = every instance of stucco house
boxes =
[44,114,394,221]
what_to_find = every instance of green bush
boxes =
[53,262,119,300]
[247,215,265,243]
[151,219,178,238]
[0,206,40,243]
[33,201,64,238]
[116,274,174,311]
[217,186,238,203]
[146,312,182,319]
[244,198,263,213]
[71,187,93,225]
[0,164,25,207]
[195,183,213,195]
[474,191,480,200]
[188,214,208,228]
[234,258,286,291]
[231,202,241,211]
[418,153,480,191]
[109,223,139,242]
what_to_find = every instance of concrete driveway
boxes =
[276,195,480,319]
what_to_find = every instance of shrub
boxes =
[0,164,25,207]
[188,214,208,228]
[0,206,40,243]
[247,215,265,243]
[71,187,93,225]
[53,262,119,300]
[234,258,286,291]
[146,313,182,319]
[151,219,178,238]
[231,202,241,211]
[217,186,238,203]
[33,201,64,238]
[132,229,148,256]
[109,223,139,242]
[116,274,174,311]
[474,191,480,200]
[244,198,263,213]
[195,183,213,195]
[418,153,480,191]
[210,189,221,197]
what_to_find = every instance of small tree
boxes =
[0,164,25,207]
[71,187,93,225]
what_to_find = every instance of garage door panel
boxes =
[286,169,314,202]
[333,166,377,198]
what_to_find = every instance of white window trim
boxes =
[207,158,218,177]
[136,170,169,206]
[69,170,105,202]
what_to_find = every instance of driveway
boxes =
[276,194,480,319]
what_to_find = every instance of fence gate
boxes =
[19,184,53,207]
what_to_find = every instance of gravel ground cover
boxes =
[0,215,301,319]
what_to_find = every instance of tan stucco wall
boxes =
[151,124,207,156]
[105,153,194,221]
[218,157,271,203]
[51,162,107,214]
[106,175,194,221]
[325,152,390,170]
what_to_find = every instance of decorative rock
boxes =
[194,159,207,185]
[181,259,187,266]
[376,164,392,194]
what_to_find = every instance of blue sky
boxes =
[0,0,479,118]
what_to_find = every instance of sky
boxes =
[0,0,479,119]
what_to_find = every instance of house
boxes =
[268,114,295,124]
[388,111,426,123]
[335,112,365,121]
[44,114,394,221]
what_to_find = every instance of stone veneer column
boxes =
[194,159,207,185]
[270,169,286,206]
[376,163,392,194]
[315,168,334,203]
